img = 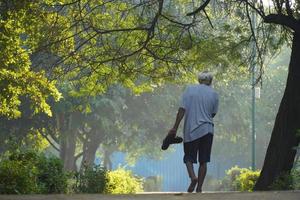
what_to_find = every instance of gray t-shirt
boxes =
[180,84,219,143]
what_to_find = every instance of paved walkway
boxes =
[0,191,299,200]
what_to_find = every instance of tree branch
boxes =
[203,9,214,28]
[40,131,60,152]
[238,0,265,19]
[275,0,284,14]
[264,14,300,33]
[285,0,293,18]
[52,0,164,69]
[186,0,211,16]
[47,0,81,7]
[246,4,263,68]
[161,14,194,27]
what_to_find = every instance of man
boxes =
[168,71,219,193]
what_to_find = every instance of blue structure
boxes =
[95,144,231,192]
[94,143,253,192]
[109,145,189,191]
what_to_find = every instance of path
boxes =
[0,191,300,200]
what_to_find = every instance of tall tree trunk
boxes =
[81,130,102,169]
[60,130,77,171]
[59,113,77,171]
[81,140,99,168]
[254,32,300,190]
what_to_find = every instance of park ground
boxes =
[0,191,300,200]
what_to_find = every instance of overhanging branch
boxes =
[285,0,293,17]
[238,0,265,18]
[186,0,211,16]
[203,9,214,28]
[264,14,300,33]
[186,0,213,28]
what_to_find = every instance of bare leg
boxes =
[196,162,207,193]
[186,162,198,192]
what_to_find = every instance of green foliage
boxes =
[270,172,294,190]
[294,170,300,190]
[0,158,39,194]
[105,167,143,194]
[220,166,260,191]
[0,2,294,194]
[1,0,251,116]
[0,0,62,119]
[0,148,68,194]
[270,170,300,190]
[36,155,69,194]
[74,164,107,193]
[0,147,146,194]
[237,170,260,191]
[73,165,143,194]
[0,0,292,120]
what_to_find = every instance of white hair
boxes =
[198,71,213,83]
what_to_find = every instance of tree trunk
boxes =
[60,131,77,171]
[81,140,99,168]
[59,113,77,171]
[80,130,102,169]
[254,32,300,190]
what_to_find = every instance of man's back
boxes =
[181,84,219,142]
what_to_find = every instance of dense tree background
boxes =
[0,0,299,191]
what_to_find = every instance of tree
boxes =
[213,54,289,171]
[1,0,236,118]
[236,0,300,190]
[174,0,299,190]
[3,0,298,190]
[1,0,248,169]
[0,0,62,118]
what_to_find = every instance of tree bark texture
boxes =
[59,113,77,171]
[80,130,103,169]
[254,32,300,190]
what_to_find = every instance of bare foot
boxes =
[187,178,198,193]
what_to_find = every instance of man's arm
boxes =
[168,107,185,135]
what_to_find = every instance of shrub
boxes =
[74,164,106,193]
[220,166,247,191]
[0,159,39,194]
[0,149,69,194]
[270,169,300,190]
[293,169,300,189]
[236,170,260,191]
[105,167,143,194]
[220,166,260,191]
[36,155,69,193]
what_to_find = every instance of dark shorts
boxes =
[183,133,213,164]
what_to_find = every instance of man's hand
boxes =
[168,108,185,136]
[168,128,177,136]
